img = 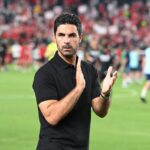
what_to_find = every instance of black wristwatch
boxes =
[100,91,111,100]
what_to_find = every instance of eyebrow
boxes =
[57,32,77,37]
[58,33,65,36]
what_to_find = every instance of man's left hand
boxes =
[101,66,117,95]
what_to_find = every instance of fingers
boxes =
[102,67,118,93]
[76,59,85,89]
[106,66,113,78]
[106,66,117,78]
[111,71,118,86]
[112,71,117,78]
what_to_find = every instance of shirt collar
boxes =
[53,51,78,69]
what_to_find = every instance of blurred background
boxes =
[0,0,150,150]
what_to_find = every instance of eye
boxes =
[58,33,65,37]
[69,33,77,38]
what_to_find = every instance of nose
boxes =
[64,36,70,44]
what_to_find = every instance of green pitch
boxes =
[0,67,150,150]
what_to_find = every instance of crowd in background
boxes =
[0,0,150,88]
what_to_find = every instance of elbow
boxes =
[99,113,107,118]
[97,111,108,118]
[42,110,60,126]
[46,116,60,126]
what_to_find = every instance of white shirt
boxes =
[11,43,21,58]
[144,47,150,74]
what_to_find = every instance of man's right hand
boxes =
[76,59,86,90]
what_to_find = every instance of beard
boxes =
[58,45,77,59]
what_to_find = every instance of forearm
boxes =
[92,66,117,118]
[92,95,111,118]
[46,86,84,125]
[98,95,111,117]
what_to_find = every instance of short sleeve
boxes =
[91,65,101,99]
[32,70,58,104]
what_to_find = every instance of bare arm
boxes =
[92,66,117,118]
[92,96,110,118]
[39,60,85,125]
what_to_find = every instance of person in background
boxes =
[32,42,46,70]
[44,36,58,61]
[33,12,117,150]
[98,46,114,82]
[0,40,7,71]
[140,45,150,103]
[11,41,21,70]
[121,47,131,88]
[128,45,141,84]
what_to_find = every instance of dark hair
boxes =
[54,13,82,36]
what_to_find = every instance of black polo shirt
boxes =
[33,52,100,150]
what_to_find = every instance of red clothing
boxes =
[19,45,32,64]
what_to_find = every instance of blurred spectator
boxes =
[11,41,21,70]
[140,44,150,103]
[0,0,149,76]
[0,40,7,71]
[32,42,46,70]
[19,42,32,71]
[121,47,131,88]
[44,36,57,61]
[98,45,114,82]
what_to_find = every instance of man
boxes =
[140,46,150,103]
[45,36,58,61]
[0,40,7,71]
[33,13,117,150]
